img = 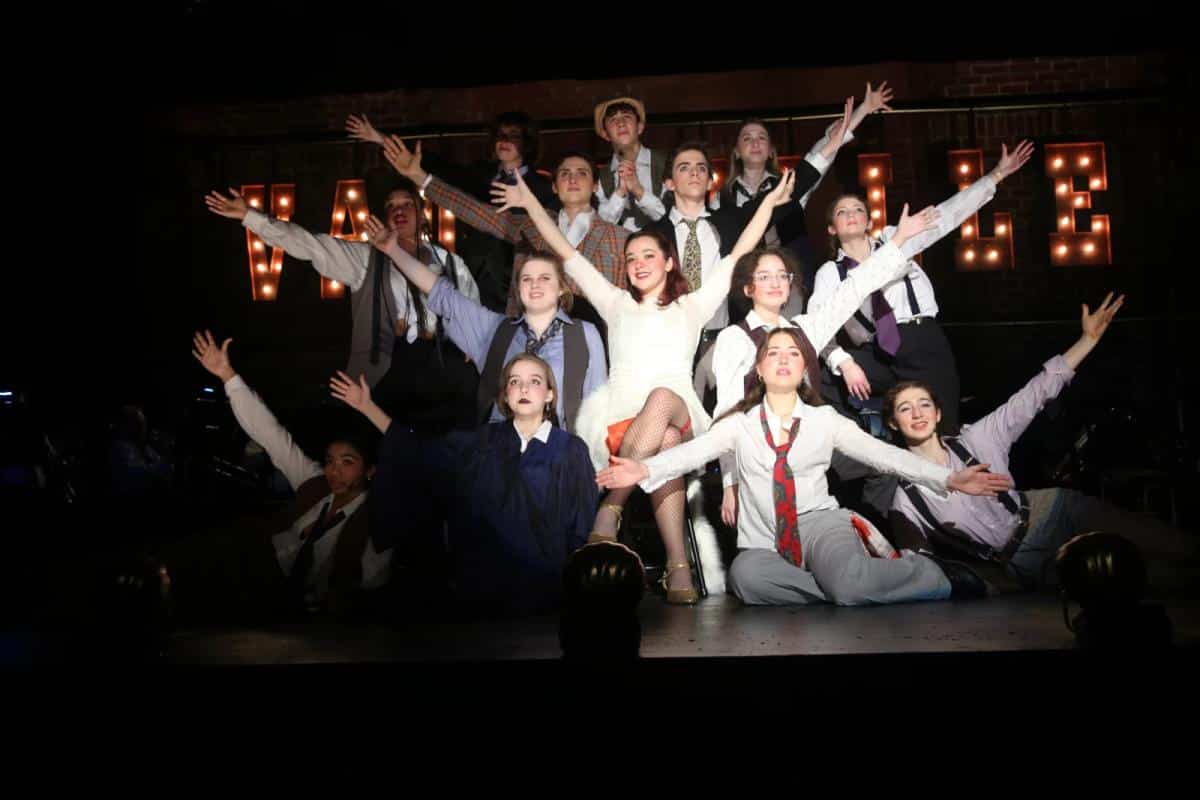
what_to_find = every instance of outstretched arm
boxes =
[893,140,1035,260]
[192,330,320,489]
[493,170,623,318]
[330,371,393,433]
[205,187,369,290]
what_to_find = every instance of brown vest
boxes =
[273,476,373,595]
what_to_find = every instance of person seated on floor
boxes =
[156,331,390,625]
[597,326,1016,607]
[885,294,1199,589]
[330,351,598,618]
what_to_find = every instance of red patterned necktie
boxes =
[760,405,804,566]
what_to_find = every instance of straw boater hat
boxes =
[593,97,646,139]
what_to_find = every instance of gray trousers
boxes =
[728,508,951,606]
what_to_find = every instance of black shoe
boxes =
[920,551,989,600]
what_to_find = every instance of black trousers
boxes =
[372,335,480,434]
[820,317,961,433]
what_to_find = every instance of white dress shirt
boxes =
[640,399,951,551]
[596,144,667,231]
[708,242,910,486]
[223,375,392,594]
[809,174,998,373]
[668,205,726,330]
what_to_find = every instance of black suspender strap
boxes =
[899,479,999,563]
[942,437,1031,559]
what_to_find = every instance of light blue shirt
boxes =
[427,277,608,431]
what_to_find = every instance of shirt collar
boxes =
[609,145,651,170]
[496,164,530,179]
[512,309,575,327]
[558,206,594,226]
[514,419,553,450]
[669,205,711,225]
[735,171,779,194]
[744,309,794,331]
[762,397,812,428]
[312,489,368,521]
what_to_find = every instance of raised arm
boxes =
[192,330,320,490]
[206,188,369,289]
[970,293,1124,452]
[892,140,1035,260]
[493,170,623,318]
[360,214,435,296]
[689,168,812,325]
[798,84,893,207]
[795,204,940,352]
[330,371,393,434]
[345,113,386,146]
[360,213,496,364]
[1064,291,1124,370]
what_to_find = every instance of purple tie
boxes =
[841,254,901,356]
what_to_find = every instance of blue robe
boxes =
[375,421,597,617]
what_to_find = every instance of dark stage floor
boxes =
[167,575,1200,666]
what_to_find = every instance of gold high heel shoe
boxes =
[587,503,624,545]
[661,561,699,605]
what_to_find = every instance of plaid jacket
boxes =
[426,176,628,291]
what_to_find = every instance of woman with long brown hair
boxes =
[597,328,1013,606]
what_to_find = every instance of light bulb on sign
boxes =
[1057,244,1068,256]
[871,209,881,219]
[250,199,260,208]
[1092,220,1104,232]
[278,197,289,207]
[1083,242,1095,255]
[261,284,274,296]
[997,224,1007,235]
[256,263,267,274]
[1058,183,1068,195]
[959,163,970,175]
[1091,178,1101,189]
[871,190,881,200]
[964,249,976,262]
[1060,216,1070,228]
[1079,156,1090,167]
[1074,196,1084,207]
[360,232,368,241]
[963,224,974,237]
[1052,157,1063,169]
[253,241,264,252]
[868,167,879,178]
[987,249,998,262]
[356,212,366,221]
[330,281,340,289]
[347,189,358,200]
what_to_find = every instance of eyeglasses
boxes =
[495,130,524,143]
[752,272,794,284]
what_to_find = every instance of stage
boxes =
[166,577,1200,667]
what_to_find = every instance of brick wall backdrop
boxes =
[135,51,1192,452]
